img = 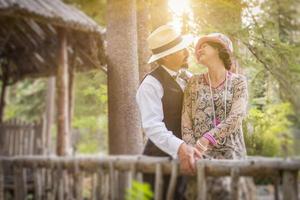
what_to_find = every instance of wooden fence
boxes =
[0,155,299,200]
[0,119,46,156]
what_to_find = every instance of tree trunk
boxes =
[106,0,143,155]
[137,0,152,81]
[56,28,70,156]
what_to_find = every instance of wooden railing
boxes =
[0,155,299,200]
[0,119,46,156]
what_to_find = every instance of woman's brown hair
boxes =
[206,41,232,70]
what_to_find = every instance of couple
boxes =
[136,24,248,199]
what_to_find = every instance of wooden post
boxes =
[137,0,152,81]
[197,162,206,200]
[231,167,240,200]
[154,163,163,200]
[106,0,143,154]
[0,75,7,124]
[56,28,70,156]
[0,160,4,200]
[45,77,56,155]
[283,170,298,200]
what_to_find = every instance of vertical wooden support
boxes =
[231,167,240,200]
[137,0,151,81]
[197,162,206,200]
[14,166,25,200]
[109,161,115,200]
[106,0,143,155]
[283,170,298,200]
[0,73,7,124]
[154,163,163,200]
[33,165,42,200]
[0,160,4,200]
[45,77,56,155]
[56,28,70,156]
[273,173,280,200]
[166,160,178,200]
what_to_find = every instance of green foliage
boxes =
[73,70,108,154]
[4,78,46,122]
[63,0,106,25]
[243,103,294,156]
[125,180,153,200]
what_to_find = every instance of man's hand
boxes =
[177,143,202,175]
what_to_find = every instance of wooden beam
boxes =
[56,28,70,156]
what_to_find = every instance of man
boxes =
[136,24,201,199]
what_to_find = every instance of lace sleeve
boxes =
[181,78,195,144]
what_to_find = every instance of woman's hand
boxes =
[195,137,210,152]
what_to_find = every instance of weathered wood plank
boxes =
[197,162,206,200]
[154,163,163,200]
[0,160,4,200]
[283,170,298,200]
[231,167,240,200]
[166,160,178,200]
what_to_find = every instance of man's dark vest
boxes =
[143,66,184,157]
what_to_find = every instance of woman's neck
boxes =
[206,61,227,86]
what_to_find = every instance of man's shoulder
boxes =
[138,74,162,92]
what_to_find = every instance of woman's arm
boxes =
[181,78,195,145]
[209,75,248,140]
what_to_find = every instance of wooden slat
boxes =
[34,165,42,200]
[197,162,206,200]
[230,167,240,200]
[166,160,178,200]
[283,170,298,200]
[14,166,25,200]
[154,163,163,200]
[96,168,103,200]
[57,165,64,200]
[0,160,4,200]
[109,161,115,200]
[74,160,83,200]
[273,173,280,200]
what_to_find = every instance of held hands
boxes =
[177,143,202,175]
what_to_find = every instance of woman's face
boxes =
[196,42,219,66]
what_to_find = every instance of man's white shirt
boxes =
[136,66,189,158]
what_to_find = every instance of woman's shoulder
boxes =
[230,72,247,84]
[187,73,204,85]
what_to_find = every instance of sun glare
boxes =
[168,0,191,16]
[168,0,194,32]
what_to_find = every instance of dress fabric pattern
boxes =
[182,72,250,200]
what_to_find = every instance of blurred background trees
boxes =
[2,0,299,157]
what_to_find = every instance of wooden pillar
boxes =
[56,28,70,156]
[45,77,56,155]
[283,170,298,200]
[0,73,7,124]
[106,0,143,155]
[137,0,152,81]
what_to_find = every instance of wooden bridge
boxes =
[0,155,299,200]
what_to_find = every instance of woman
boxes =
[182,33,250,199]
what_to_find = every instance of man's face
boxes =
[162,48,189,71]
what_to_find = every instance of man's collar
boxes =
[161,65,179,77]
